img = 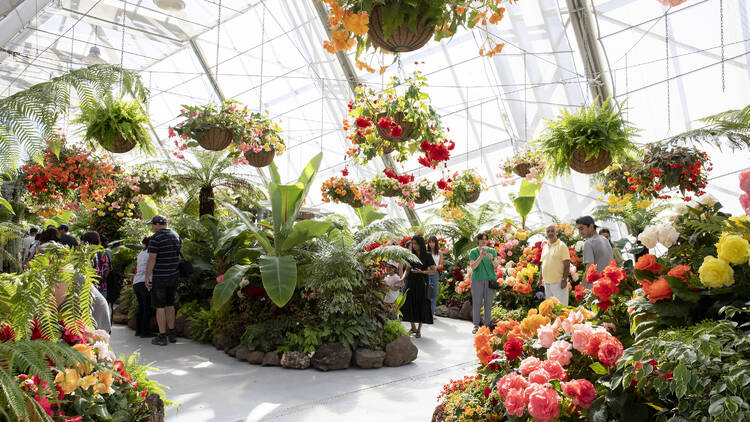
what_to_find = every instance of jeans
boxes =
[428,272,439,315]
[133,282,152,335]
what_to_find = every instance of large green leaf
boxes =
[268,161,282,184]
[221,202,274,253]
[518,179,543,197]
[355,205,386,227]
[269,181,304,236]
[259,255,297,307]
[0,198,14,215]
[513,196,537,220]
[211,264,251,310]
[279,220,333,253]
[286,152,322,232]
[139,196,159,221]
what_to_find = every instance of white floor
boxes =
[110,317,478,422]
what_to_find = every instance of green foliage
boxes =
[279,325,329,354]
[0,64,146,173]
[74,96,153,154]
[510,179,542,229]
[188,309,218,343]
[382,319,408,344]
[241,317,294,353]
[537,98,638,177]
[667,103,750,151]
[592,198,670,237]
[425,201,506,260]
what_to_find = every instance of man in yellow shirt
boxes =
[539,225,571,305]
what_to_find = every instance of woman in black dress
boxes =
[400,235,436,338]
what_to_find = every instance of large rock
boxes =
[235,345,251,362]
[354,348,386,369]
[212,335,234,351]
[384,335,418,367]
[227,345,242,357]
[281,352,311,369]
[431,404,446,422]
[434,305,450,318]
[459,301,473,321]
[174,315,188,337]
[311,343,352,371]
[446,307,461,319]
[138,393,165,422]
[127,317,136,330]
[183,319,194,339]
[261,352,280,366]
[247,351,265,365]
[112,311,129,325]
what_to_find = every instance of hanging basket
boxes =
[348,199,364,209]
[102,137,136,154]
[414,196,428,204]
[382,186,401,197]
[137,180,160,195]
[382,143,394,154]
[569,149,612,174]
[466,190,480,204]
[368,4,435,53]
[513,163,531,178]
[198,127,233,151]
[245,149,275,168]
[376,112,417,141]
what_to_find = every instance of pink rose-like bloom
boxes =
[547,340,573,366]
[562,379,597,408]
[740,193,750,215]
[571,323,594,352]
[537,324,556,348]
[562,310,585,334]
[598,337,624,367]
[497,372,529,399]
[528,368,551,384]
[740,168,750,193]
[519,356,543,375]
[541,359,567,381]
[525,384,561,422]
[504,388,527,417]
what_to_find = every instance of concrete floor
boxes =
[110,317,478,421]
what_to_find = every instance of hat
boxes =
[575,215,597,227]
[148,215,168,225]
[57,224,69,231]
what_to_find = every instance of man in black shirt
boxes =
[145,215,181,346]
[58,225,79,248]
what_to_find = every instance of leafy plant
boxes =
[440,169,486,210]
[74,97,153,154]
[667,103,750,150]
[188,309,217,343]
[425,201,505,259]
[510,179,542,229]
[536,98,638,177]
[382,319,407,344]
[592,198,670,237]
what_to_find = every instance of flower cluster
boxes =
[634,254,692,303]
[698,233,750,288]
[321,176,362,206]
[498,149,546,186]
[440,169,486,211]
[739,168,750,215]
[637,222,680,250]
[415,178,437,203]
[583,260,626,311]
[418,139,455,168]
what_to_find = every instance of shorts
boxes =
[151,276,178,308]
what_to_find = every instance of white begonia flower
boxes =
[673,202,688,216]
[657,223,680,248]
[638,226,659,250]
[697,193,718,207]
[574,240,585,252]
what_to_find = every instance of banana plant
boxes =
[214,153,332,308]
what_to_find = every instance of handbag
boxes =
[178,251,193,278]
[425,281,434,303]
[488,279,501,290]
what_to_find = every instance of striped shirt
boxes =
[148,228,181,280]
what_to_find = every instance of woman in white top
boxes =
[426,236,443,316]
[133,237,153,338]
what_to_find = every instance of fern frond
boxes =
[667,104,750,150]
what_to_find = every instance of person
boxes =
[145,215,181,346]
[24,227,60,268]
[383,262,403,304]
[426,236,443,316]
[21,227,38,262]
[81,231,110,299]
[133,237,153,338]
[57,224,79,248]
[539,225,571,305]
[469,232,498,334]
[599,228,623,267]
[400,235,435,338]
[576,216,613,289]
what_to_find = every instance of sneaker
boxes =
[152,335,167,346]
[168,330,177,343]
[472,326,479,334]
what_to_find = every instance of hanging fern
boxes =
[0,64,147,173]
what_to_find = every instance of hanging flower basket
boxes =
[104,137,137,154]
[414,196,428,204]
[367,4,435,53]
[513,163,531,178]
[198,127,233,151]
[383,186,401,197]
[245,149,275,168]
[466,190,480,203]
[376,112,417,141]
[569,149,612,174]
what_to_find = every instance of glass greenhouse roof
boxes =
[1,0,749,233]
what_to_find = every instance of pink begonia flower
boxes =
[537,324,556,348]
[528,368,551,384]
[541,359,567,381]
[739,168,750,193]
[571,323,594,352]
[547,340,573,366]
[562,379,597,408]
[504,388,527,417]
[524,384,561,422]
[562,309,585,334]
[740,193,750,216]
[657,0,687,6]
[570,264,579,281]
[519,356,543,375]
[497,372,529,398]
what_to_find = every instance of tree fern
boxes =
[0,64,146,173]
[667,104,750,150]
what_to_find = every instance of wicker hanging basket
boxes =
[414,196,428,204]
[245,149,275,168]
[466,190,480,204]
[382,143,394,154]
[513,163,531,178]
[102,137,136,154]
[368,4,435,53]
[198,127,233,151]
[376,112,417,141]
[569,149,612,174]
[382,186,401,197]
[348,199,364,209]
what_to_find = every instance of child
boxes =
[383,262,404,304]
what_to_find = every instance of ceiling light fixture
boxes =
[153,0,185,11]
[83,46,107,65]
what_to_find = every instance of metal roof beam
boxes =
[564,0,613,101]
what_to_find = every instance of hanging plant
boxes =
[536,98,638,176]
[319,0,514,72]
[321,176,363,207]
[128,165,172,196]
[74,97,153,154]
[369,173,402,197]
[344,72,449,165]
[87,174,145,241]
[498,148,546,184]
[439,169,486,209]
[21,133,122,218]
[415,178,437,204]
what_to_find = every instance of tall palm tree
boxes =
[170,151,263,216]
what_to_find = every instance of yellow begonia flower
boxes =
[636,200,651,209]
[716,234,750,265]
[97,211,106,217]
[698,256,734,288]
[539,297,560,316]
[80,375,98,390]
[93,371,114,395]
[54,368,80,394]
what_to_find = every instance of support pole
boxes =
[565,0,612,102]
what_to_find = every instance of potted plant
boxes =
[320,0,514,69]
[321,176,363,207]
[75,97,153,154]
[369,173,401,197]
[440,169,486,210]
[415,178,437,204]
[345,72,450,165]
[498,148,546,181]
[537,98,638,176]
[236,111,286,168]
[129,166,171,196]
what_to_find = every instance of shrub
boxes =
[382,319,408,345]
[188,309,217,343]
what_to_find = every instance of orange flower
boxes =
[667,265,691,281]
[473,326,494,364]
[640,277,673,303]
[342,12,369,36]
[493,319,519,337]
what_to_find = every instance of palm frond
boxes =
[666,104,750,150]
[353,218,408,244]
[361,245,419,266]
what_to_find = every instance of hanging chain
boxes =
[664,11,671,134]
[259,4,265,112]
[119,0,127,96]
[215,0,222,96]
[624,54,629,122]
[320,80,324,153]
[720,0,725,91]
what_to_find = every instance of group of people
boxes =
[388,215,627,337]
